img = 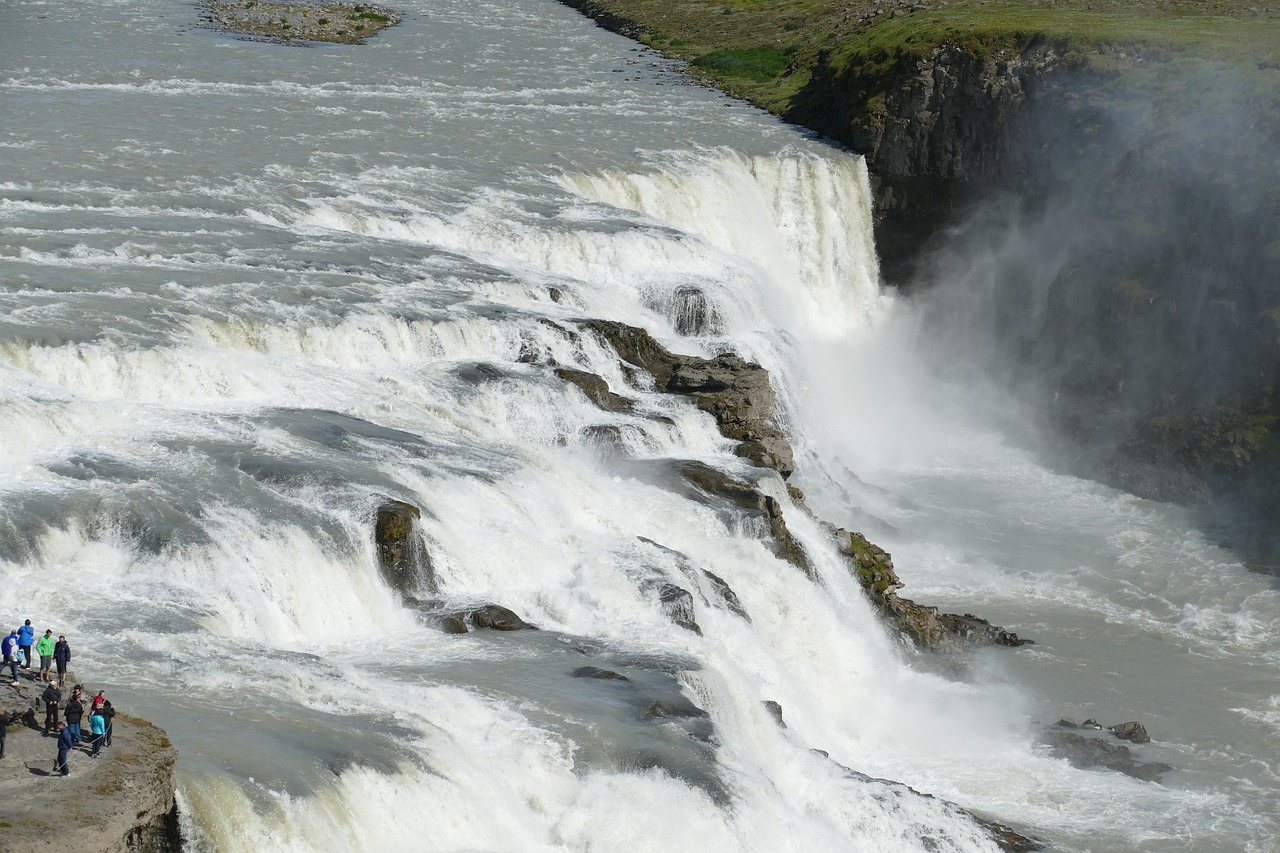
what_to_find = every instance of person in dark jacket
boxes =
[64,693,83,744]
[0,710,8,759]
[41,682,61,735]
[53,635,71,687]
[101,699,115,748]
[54,722,73,776]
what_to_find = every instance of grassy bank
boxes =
[579,0,1279,115]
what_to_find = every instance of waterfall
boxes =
[7,4,1276,845]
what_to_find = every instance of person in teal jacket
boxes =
[35,630,55,683]
[89,709,107,757]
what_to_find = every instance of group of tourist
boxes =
[2,620,71,686]
[1,619,116,778]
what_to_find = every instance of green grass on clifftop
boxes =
[594,0,1280,115]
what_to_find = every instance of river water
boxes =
[1,0,1277,850]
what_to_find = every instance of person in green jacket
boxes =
[35,630,55,683]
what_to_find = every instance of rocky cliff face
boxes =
[788,41,1067,278]
[557,0,1280,565]
[793,35,1280,565]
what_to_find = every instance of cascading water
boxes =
[2,0,1277,851]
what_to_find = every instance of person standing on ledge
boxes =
[54,721,73,776]
[1,629,19,686]
[64,689,83,745]
[89,708,106,758]
[41,681,61,736]
[0,709,8,759]
[35,629,54,682]
[53,635,71,687]
[17,619,34,670]
[101,698,115,748]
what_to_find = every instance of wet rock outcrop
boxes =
[830,525,1028,652]
[581,320,795,477]
[373,500,536,632]
[375,499,437,599]
[671,460,813,577]
[652,582,703,635]
[0,678,180,852]
[790,41,1062,265]
[555,367,634,413]
[1040,729,1171,783]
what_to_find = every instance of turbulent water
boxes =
[2,0,1278,850]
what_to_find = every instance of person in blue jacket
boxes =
[1,630,18,685]
[17,620,34,670]
[54,721,73,776]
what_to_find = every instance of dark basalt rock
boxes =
[582,319,794,478]
[1109,721,1152,744]
[557,0,650,39]
[829,524,1028,652]
[635,536,751,623]
[762,700,786,729]
[673,460,814,578]
[645,698,711,720]
[1040,730,1172,782]
[581,424,626,448]
[439,615,469,634]
[375,499,437,598]
[469,604,535,631]
[671,286,716,336]
[555,367,634,413]
[431,603,536,633]
[655,582,702,635]
[573,666,631,681]
[702,569,750,622]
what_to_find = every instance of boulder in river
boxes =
[467,604,536,631]
[654,581,703,635]
[1109,721,1152,743]
[375,499,437,599]
[1039,729,1171,782]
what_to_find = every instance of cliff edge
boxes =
[557,0,1280,568]
[1,676,180,853]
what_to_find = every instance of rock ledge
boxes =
[1,676,180,853]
